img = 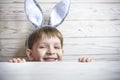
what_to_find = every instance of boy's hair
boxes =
[27,26,63,49]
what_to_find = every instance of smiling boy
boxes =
[8,26,92,63]
[26,26,64,62]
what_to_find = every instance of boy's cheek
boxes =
[58,52,64,60]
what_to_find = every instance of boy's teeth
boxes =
[44,58,56,62]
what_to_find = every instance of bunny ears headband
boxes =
[24,0,70,48]
[25,0,71,28]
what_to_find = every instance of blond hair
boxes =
[27,26,63,49]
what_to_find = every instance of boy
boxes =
[8,26,92,63]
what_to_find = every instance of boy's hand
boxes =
[78,57,93,62]
[8,58,26,63]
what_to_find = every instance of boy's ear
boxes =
[25,49,34,61]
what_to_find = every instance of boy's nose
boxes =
[47,48,55,55]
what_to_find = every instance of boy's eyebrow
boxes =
[39,42,61,45]
[39,42,46,44]
[40,42,61,44]
[54,43,61,45]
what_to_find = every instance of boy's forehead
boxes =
[39,36,61,43]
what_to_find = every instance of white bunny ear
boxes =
[48,0,71,27]
[25,0,43,28]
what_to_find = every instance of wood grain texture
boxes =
[0,62,120,80]
[1,0,120,3]
[1,3,120,20]
[0,0,120,61]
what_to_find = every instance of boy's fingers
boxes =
[80,57,86,62]
[86,58,91,62]
[79,57,84,62]
[17,58,22,63]
[22,58,26,62]
[12,58,18,63]
[78,57,82,62]
[90,58,93,62]
[8,58,26,63]
[83,57,87,62]
[78,57,93,62]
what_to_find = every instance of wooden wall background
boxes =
[0,0,120,62]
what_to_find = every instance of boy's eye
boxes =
[54,46,61,49]
[39,46,46,48]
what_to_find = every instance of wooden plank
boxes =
[0,21,33,36]
[0,54,120,62]
[0,52,120,62]
[0,49,20,56]
[64,37,120,55]
[0,48,25,56]
[63,54,120,62]
[0,21,34,39]
[0,0,59,4]
[0,39,26,56]
[68,4,120,20]
[64,37,120,45]
[0,34,28,39]
[1,3,120,20]
[72,0,120,3]
[59,21,120,37]
[0,0,120,63]
[0,38,120,56]
[0,39,25,48]
[0,21,120,38]
[1,38,120,51]
[1,0,120,4]
[0,62,120,80]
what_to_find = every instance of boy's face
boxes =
[26,37,64,62]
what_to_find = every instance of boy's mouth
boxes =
[43,58,57,62]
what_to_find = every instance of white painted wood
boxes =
[1,21,120,38]
[0,38,120,55]
[0,62,120,80]
[59,21,120,37]
[1,0,120,3]
[0,0,120,61]
[1,3,120,20]
[64,38,120,54]
[0,53,120,62]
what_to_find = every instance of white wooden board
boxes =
[0,62,120,80]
